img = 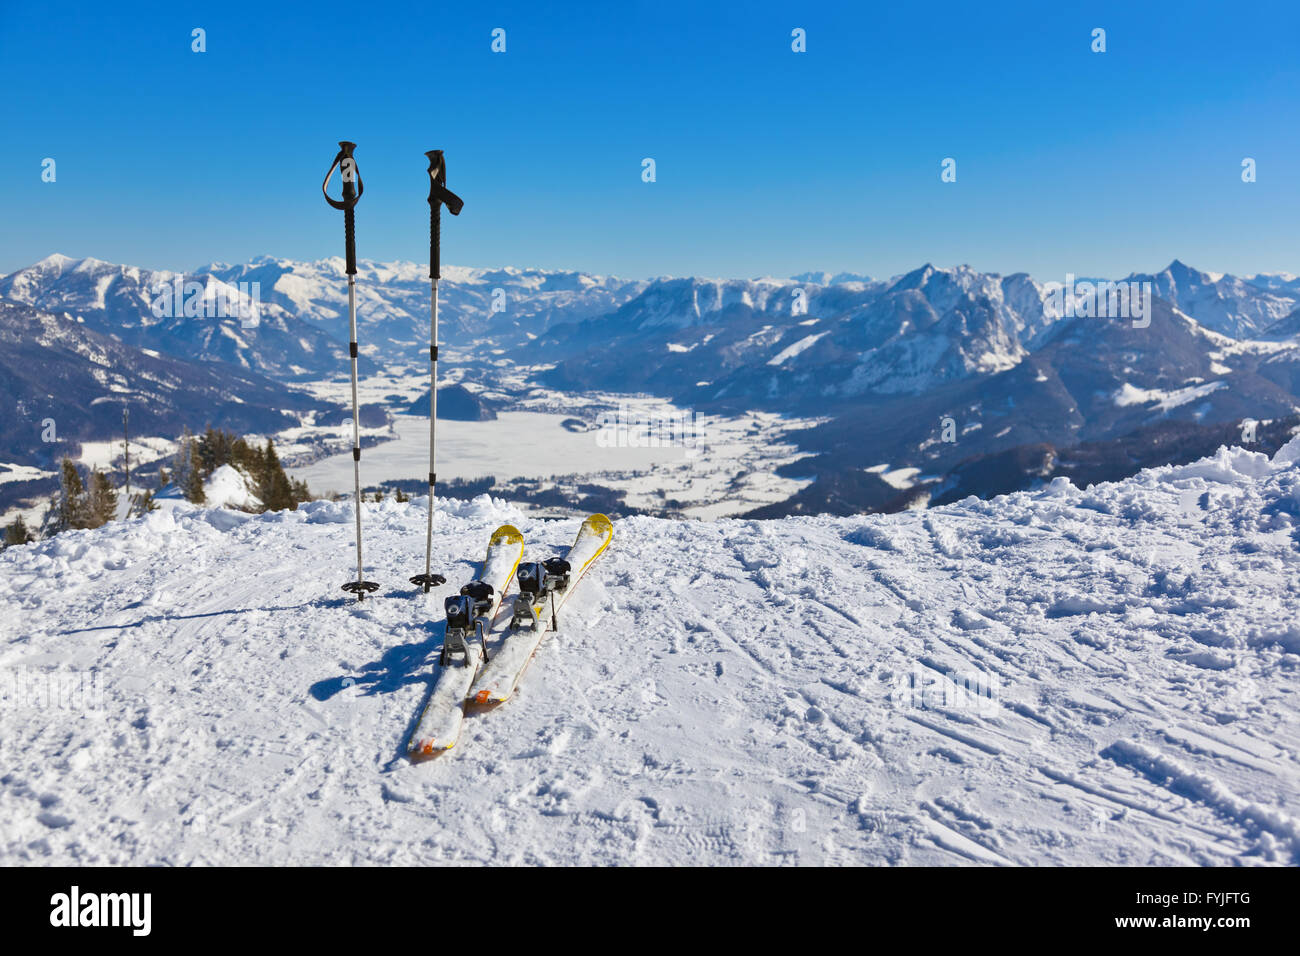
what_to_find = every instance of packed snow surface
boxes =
[2,441,1299,865]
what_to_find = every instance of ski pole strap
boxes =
[323,141,364,275]
[425,150,464,280]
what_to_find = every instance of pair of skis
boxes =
[407,513,614,758]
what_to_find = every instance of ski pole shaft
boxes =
[348,278,364,582]
[410,150,462,594]
[426,277,438,579]
[427,151,448,565]
[324,141,378,602]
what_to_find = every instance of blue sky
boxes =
[2,1,1298,280]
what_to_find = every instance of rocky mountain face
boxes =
[1125,259,1298,338]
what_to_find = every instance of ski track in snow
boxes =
[1,442,1299,865]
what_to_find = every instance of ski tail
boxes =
[406,523,525,758]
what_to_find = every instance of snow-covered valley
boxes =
[2,441,1297,865]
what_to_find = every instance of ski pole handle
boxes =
[323,141,364,276]
[425,149,464,280]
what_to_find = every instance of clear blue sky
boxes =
[3,1,1298,280]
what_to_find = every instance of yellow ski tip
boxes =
[490,524,525,546]
[581,514,613,539]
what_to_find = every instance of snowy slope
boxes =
[1,442,1298,865]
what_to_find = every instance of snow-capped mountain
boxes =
[537,265,1064,404]
[0,254,352,379]
[5,251,1298,520]
[1125,259,1297,338]
[761,294,1300,515]
[1246,271,1300,296]
[1260,305,1300,342]
[203,256,649,361]
[790,270,877,285]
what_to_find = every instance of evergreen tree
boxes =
[196,426,220,477]
[256,439,296,512]
[394,488,409,503]
[87,468,118,528]
[136,489,158,513]
[290,478,312,507]
[58,458,87,531]
[36,496,59,539]
[4,514,32,547]
[184,457,206,504]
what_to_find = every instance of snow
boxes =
[290,412,686,499]
[1,442,1298,865]
[0,463,54,486]
[203,464,263,510]
[865,464,922,489]
[75,437,173,472]
[281,376,818,518]
[1113,380,1228,413]
[767,332,827,366]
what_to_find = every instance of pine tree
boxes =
[256,439,296,512]
[394,488,409,503]
[136,489,158,513]
[184,457,206,504]
[36,496,59,539]
[58,458,87,531]
[197,426,220,477]
[87,468,118,528]
[4,514,32,547]
[290,478,312,508]
[255,440,275,506]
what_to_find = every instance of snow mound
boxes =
[204,464,263,511]
[1,450,1297,865]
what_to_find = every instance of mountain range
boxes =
[1,252,1297,518]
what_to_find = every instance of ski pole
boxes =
[410,149,464,594]
[323,141,380,602]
